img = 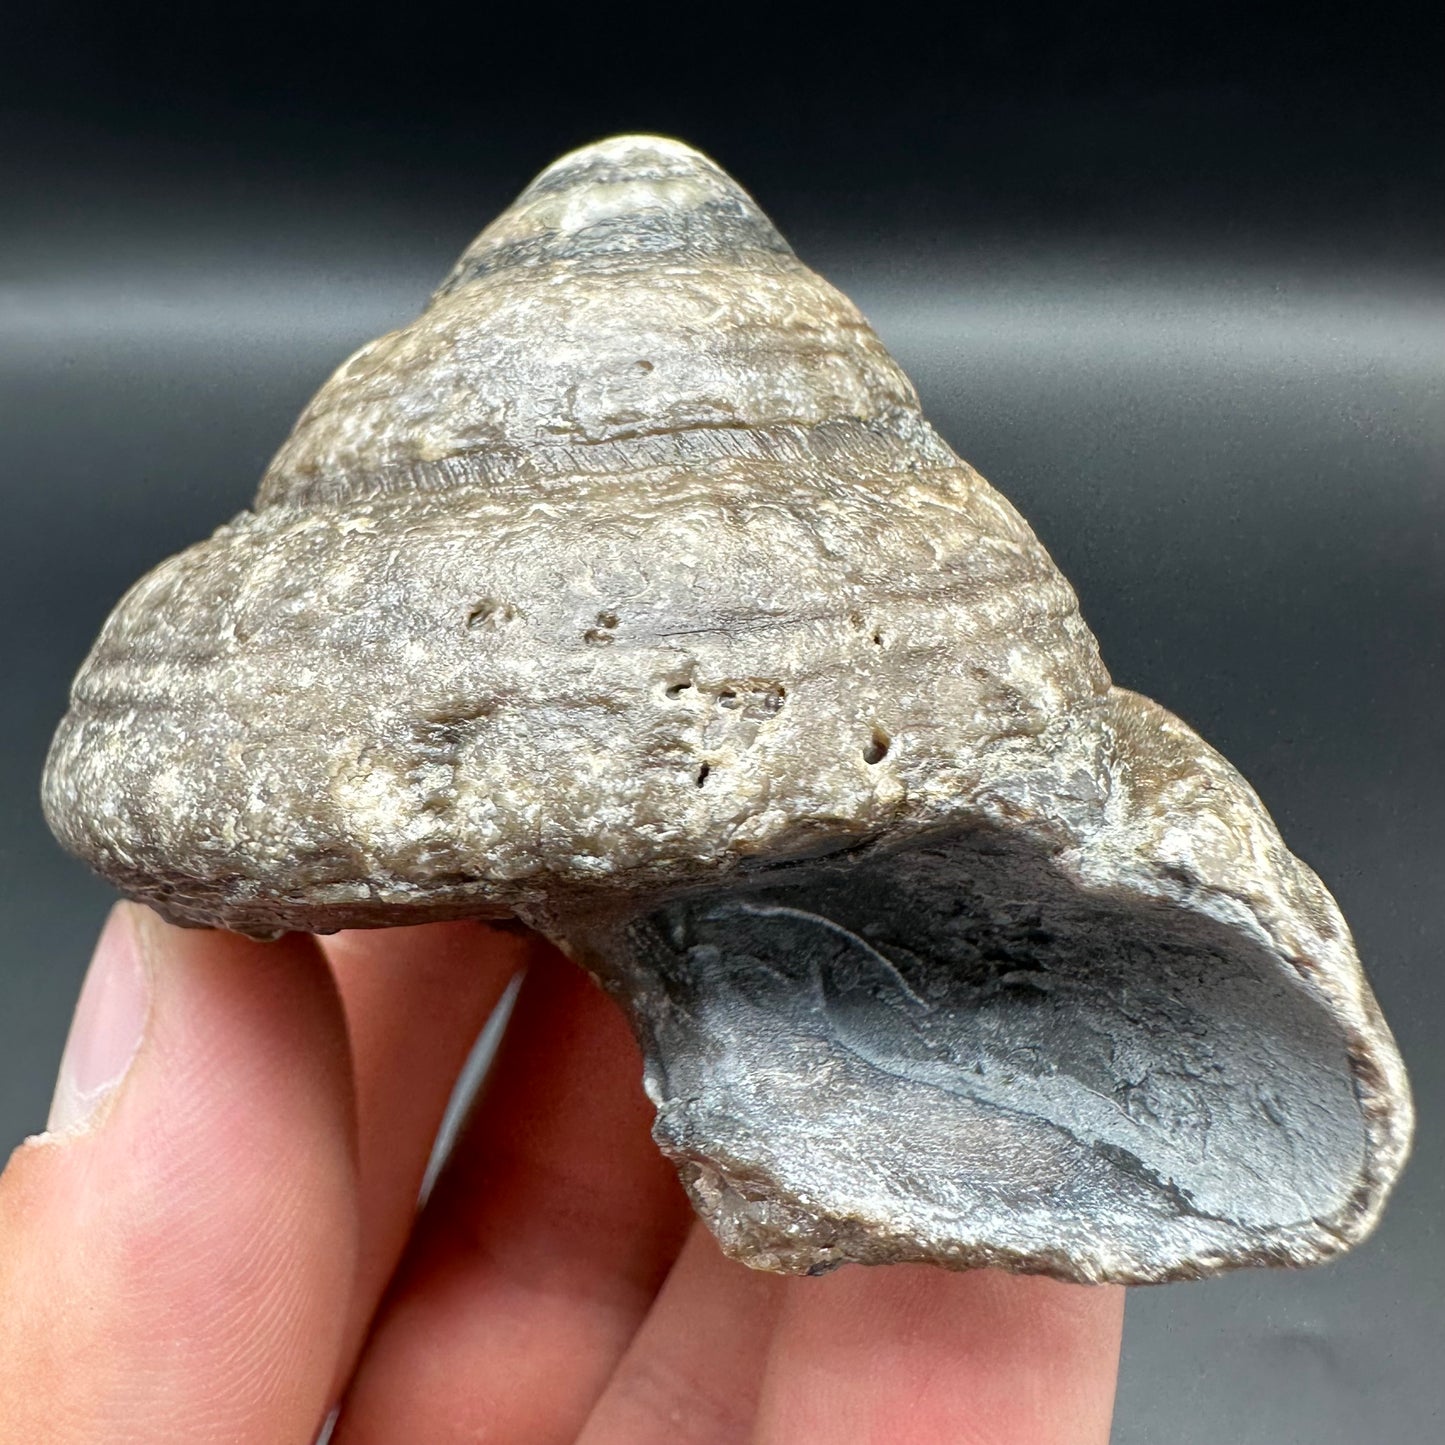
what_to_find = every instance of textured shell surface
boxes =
[43,134,1412,1284]
[47,135,1106,932]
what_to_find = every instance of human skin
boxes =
[0,905,1123,1443]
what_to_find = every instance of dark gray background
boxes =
[2,7,1441,1441]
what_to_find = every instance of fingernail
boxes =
[46,904,152,1137]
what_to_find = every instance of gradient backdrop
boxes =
[3,8,1441,1441]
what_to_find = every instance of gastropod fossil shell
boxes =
[43,134,1413,1283]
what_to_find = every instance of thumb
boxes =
[0,903,359,1444]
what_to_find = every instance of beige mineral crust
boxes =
[43,134,1413,1283]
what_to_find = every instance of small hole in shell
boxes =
[696,763,711,786]
[466,598,515,628]
[863,726,891,765]
[584,610,620,644]
[718,688,740,709]
[666,680,693,699]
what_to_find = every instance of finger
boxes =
[751,1266,1123,1445]
[0,903,358,1444]
[319,920,529,1382]
[335,945,693,1444]
[576,1223,786,1445]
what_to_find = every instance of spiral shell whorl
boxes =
[259,136,923,511]
[47,136,1106,936]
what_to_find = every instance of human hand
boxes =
[0,904,1123,1442]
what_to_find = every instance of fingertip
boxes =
[0,905,361,1440]
[21,902,151,1146]
[754,1263,1123,1445]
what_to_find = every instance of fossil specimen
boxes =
[44,135,1412,1283]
